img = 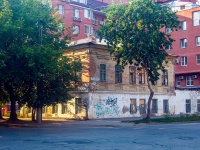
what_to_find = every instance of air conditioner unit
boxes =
[174,59,179,64]
[179,76,184,80]
[192,75,197,79]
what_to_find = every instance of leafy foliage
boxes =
[0,0,81,121]
[98,0,179,85]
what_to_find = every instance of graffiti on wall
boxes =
[94,96,120,117]
[106,96,117,107]
[122,105,129,114]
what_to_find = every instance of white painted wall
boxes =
[88,91,177,119]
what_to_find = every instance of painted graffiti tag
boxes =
[106,96,117,107]
[122,105,129,114]
[95,105,120,117]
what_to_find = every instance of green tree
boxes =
[0,0,81,122]
[98,0,179,120]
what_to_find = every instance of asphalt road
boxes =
[0,120,200,150]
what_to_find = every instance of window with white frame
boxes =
[181,56,187,66]
[193,11,200,26]
[176,77,180,86]
[197,54,200,64]
[84,9,93,19]
[73,0,87,4]
[84,25,94,35]
[93,16,98,25]
[180,38,187,48]
[73,9,80,18]
[166,27,171,34]
[57,4,64,14]
[72,25,79,35]
[196,36,200,46]
[180,21,186,30]
[186,76,193,86]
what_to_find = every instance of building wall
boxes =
[167,7,200,88]
[51,0,106,41]
[88,92,176,119]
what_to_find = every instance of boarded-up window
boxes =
[139,99,146,114]
[130,99,137,114]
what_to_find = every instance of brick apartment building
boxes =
[51,0,108,41]
[166,6,200,90]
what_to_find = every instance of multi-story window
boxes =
[73,8,80,18]
[73,25,79,35]
[180,38,187,48]
[196,36,200,46]
[162,70,168,86]
[129,66,136,84]
[163,99,169,113]
[166,27,171,34]
[186,99,191,113]
[193,11,200,26]
[100,64,106,82]
[57,4,64,14]
[181,56,187,66]
[180,21,186,30]
[176,77,180,86]
[166,45,171,50]
[197,54,200,64]
[130,99,137,114]
[152,99,158,113]
[93,16,98,25]
[186,76,193,86]
[197,99,200,112]
[115,65,122,83]
[84,9,93,19]
[84,25,94,35]
[84,25,90,34]
[138,68,145,84]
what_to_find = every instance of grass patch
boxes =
[129,114,200,124]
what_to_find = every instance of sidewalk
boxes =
[0,117,139,128]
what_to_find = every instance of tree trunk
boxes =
[145,77,154,121]
[9,99,18,122]
[32,108,36,121]
[0,104,3,119]
[36,107,42,124]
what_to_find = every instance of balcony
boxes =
[73,17,82,22]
